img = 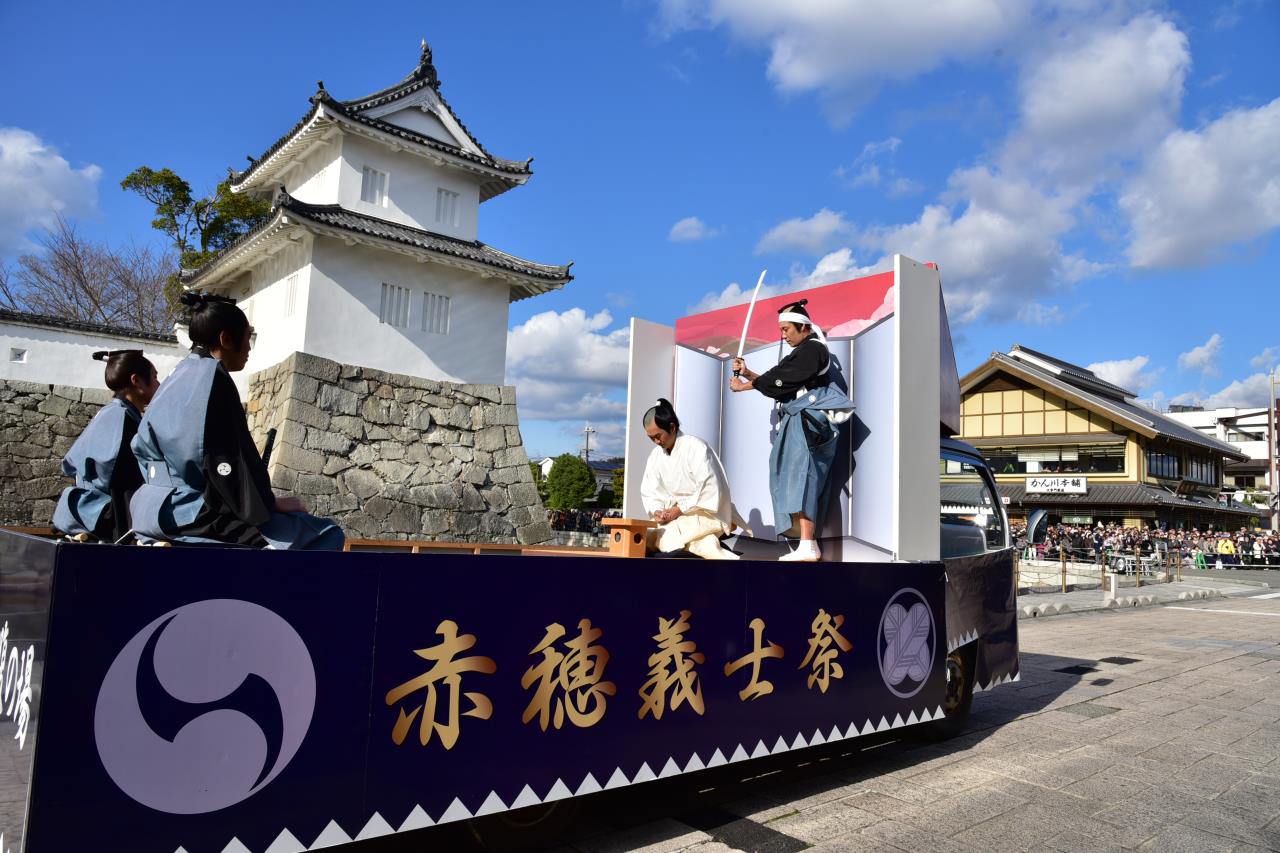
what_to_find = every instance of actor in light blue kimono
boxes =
[130,292,344,550]
[730,299,853,562]
[53,350,160,541]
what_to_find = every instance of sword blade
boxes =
[733,270,767,378]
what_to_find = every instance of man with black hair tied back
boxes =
[729,299,853,562]
[53,350,160,541]
[129,291,344,550]
[639,397,745,559]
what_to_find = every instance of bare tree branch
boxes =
[0,215,178,333]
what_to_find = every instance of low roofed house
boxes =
[948,345,1264,529]
[182,41,572,386]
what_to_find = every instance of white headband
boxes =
[777,311,827,346]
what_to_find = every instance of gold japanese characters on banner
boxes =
[638,610,706,720]
[521,619,616,731]
[387,608,862,749]
[385,620,497,750]
[799,609,853,693]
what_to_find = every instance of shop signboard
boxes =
[1026,476,1087,495]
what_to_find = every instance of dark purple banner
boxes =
[13,538,946,853]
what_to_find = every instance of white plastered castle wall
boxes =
[284,139,340,204]
[335,134,481,241]
[230,236,312,386]
[303,237,510,384]
[0,321,186,387]
[378,107,457,145]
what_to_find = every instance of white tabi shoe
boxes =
[779,540,821,562]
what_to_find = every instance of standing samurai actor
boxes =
[53,350,160,541]
[640,398,745,559]
[729,299,853,562]
[130,292,344,550]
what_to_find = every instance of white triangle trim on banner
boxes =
[730,744,750,762]
[398,805,434,832]
[221,840,253,853]
[791,732,808,750]
[632,762,657,783]
[658,758,683,778]
[810,728,826,746]
[771,736,790,754]
[750,740,770,759]
[474,792,509,817]
[576,773,603,796]
[511,785,543,809]
[355,813,395,841]
[875,717,890,732]
[934,705,945,720]
[436,798,474,825]
[604,768,630,789]
[906,710,919,726]
[707,748,728,768]
[309,820,353,849]
[262,830,305,853]
[829,724,843,742]
[860,720,875,736]
[684,752,706,773]
[891,713,905,729]
[543,779,574,802]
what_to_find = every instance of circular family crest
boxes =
[94,599,316,814]
[877,588,935,699]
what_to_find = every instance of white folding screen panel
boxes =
[894,256,941,562]
[673,346,722,456]
[718,345,788,538]
[622,319,675,519]
[850,318,896,551]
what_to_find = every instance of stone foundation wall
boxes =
[246,352,551,544]
[0,380,112,526]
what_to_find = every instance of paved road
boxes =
[1182,567,1279,587]
[444,591,1280,852]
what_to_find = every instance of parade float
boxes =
[0,255,1018,852]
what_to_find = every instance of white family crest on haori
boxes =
[181,40,573,385]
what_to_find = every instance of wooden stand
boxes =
[601,517,656,558]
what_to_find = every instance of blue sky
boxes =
[2,0,1277,459]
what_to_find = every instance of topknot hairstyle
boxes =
[181,290,250,351]
[642,397,680,433]
[91,349,155,393]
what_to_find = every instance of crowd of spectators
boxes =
[546,509,610,535]
[1011,521,1280,569]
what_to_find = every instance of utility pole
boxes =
[581,422,596,463]
[1271,368,1279,531]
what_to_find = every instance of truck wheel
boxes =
[469,799,581,849]
[921,644,975,740]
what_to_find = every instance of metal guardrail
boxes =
[1014,545,1183,593]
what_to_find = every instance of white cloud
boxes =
[1121,97,1280,268]
[1199,372,1274,408]
[654,0,1032,122]
[838,137,922,196]
[887,176,924,198]
[1006,14,1189,183]
[1087,354,1160,393]
[668,216,723,242]
[1177,333,1222,376]
[1250,346,1278,371]
[0,127,101,257]
[858,167,1080,323]
[506,308,630,422]
[756,208,853,255]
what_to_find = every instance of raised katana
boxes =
[733,269,767,379]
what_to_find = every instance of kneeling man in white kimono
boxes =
[640,398,744,559]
